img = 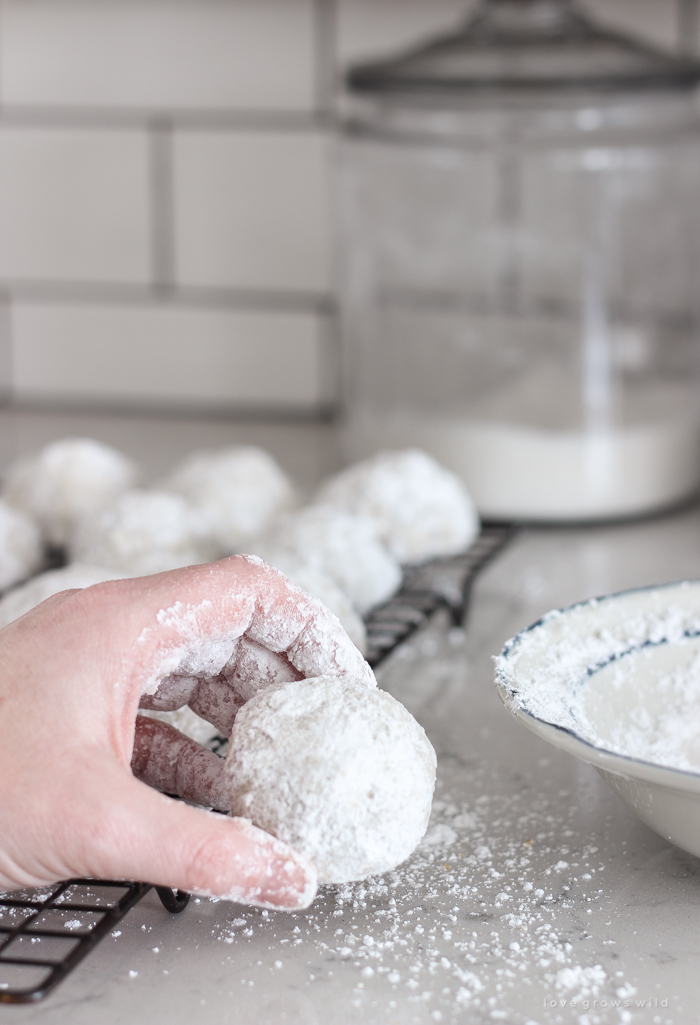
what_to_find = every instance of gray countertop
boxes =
[2,410,700,1025]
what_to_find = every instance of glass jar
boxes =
[338,0,700,521]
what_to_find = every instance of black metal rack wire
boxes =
[365,523,515,667]
[0,880,189,1004]
[0,523,515,1004]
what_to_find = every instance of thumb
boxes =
[77,765,317,909]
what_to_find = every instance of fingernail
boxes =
[194,818,318,910]
[249,849,318,910]
[236,819,318,910]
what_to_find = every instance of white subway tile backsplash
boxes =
[0,0,316,112]
[174,130,333,292]
[0,0,693,413]
[0,128,150,284]
[12,302,329,410]
[337,0,474,68]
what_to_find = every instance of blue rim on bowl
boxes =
[494,581,700,857]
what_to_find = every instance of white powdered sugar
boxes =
[250,505,401,615]
[579,636,700,773]
[138,562,375,739]
[211,751,637,1022]
[170,635,237,678]
[141,704,221,746]
[225,675,437,885]
[0,562,128,629]
[0,499,43,592]
[496,581,700,772]
[3,437,138,546]
[281,601,375,688]
[220,637,301,705]
[245,550,367,653]
[69,489,219,575]
[316,448,480,564]
[162,446,295,553]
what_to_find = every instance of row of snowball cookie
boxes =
[0,442,473,862]
[0,438,480,653]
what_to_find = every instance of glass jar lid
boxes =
[347,0,700,97]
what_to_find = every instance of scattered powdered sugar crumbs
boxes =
[206,758,642,1023]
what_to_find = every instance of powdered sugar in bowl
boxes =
[495,581,700,860]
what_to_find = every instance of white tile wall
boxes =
[174,130,333,292]
[0,0,317,112]
[0,0,691,414]
[12,302,330,410]
[0,127,150,284]
[336,0,474,67]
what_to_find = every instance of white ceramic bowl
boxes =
[495,580,700,860]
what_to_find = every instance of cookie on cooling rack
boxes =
[316,448,479,564]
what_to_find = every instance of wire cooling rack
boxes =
[365,523,515,667]
[0,880,189,1004]
[0,523,515,1004]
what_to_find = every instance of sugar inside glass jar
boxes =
[339,0,700,521]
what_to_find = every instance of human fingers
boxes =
[241,557,375,685]
[186,677,241,736]
[100,769,316,908]
[138,674,199,711]
[0,570,323,907]
[112,556,374,707]
[131,715,229,810]
[52,759,316,908]
[140,638,302,736]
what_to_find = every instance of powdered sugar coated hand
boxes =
[0,556,374,907]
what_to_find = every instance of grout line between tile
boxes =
[0,279,336,315]
[6,393,339,422]
[0,105,337,133]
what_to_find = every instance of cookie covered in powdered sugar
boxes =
[162,446,295,554]
[0,562,128,629]
[0,500,44,592]
[316,449,480,564]
[250,505,400,616]
[225,675,436,884]
[69,489,219,576]
[3,437,138,547]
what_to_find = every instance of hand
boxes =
[0,556,373,908]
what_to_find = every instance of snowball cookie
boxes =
[251,505,400,615]
[162,446,294,553]
[225,675,436,884]
[317,449,480,564]
[247,549,366,653]
[3,437,138,547]
[0,563,127,629]
[0,500,43,592]
[69,489,219,576]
